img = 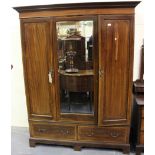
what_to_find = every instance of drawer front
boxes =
[139,131,144,144]
[30,122,76,140]
[140,118,144,131]
[78,126,129,144]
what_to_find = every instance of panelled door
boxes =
[21,18,55,120]
[98,15,134,126]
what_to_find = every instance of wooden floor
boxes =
[11,127,143,155]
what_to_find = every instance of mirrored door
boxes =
[55,17,97,117]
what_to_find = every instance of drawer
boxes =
[140,118,144,131]
[78,126,129,144]
[30,122,76,141]
[139,131,144,144]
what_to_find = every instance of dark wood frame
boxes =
[14,1,141,154]
[131,42,144,155]
[53,15,98,123]
[13,1,140,13]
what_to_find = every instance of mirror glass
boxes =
[56,20,94,114]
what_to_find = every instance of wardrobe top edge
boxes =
[13,1,141,13]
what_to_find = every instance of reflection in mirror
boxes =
[56,20,94,114]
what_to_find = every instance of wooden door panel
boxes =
[22,18,54,119]
[99,16,132,126]
[104,20,129,121]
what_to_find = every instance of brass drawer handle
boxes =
[60,129,70,135]
[87,132,94,137]
[110,132,119,138]
[38,128,47,133]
